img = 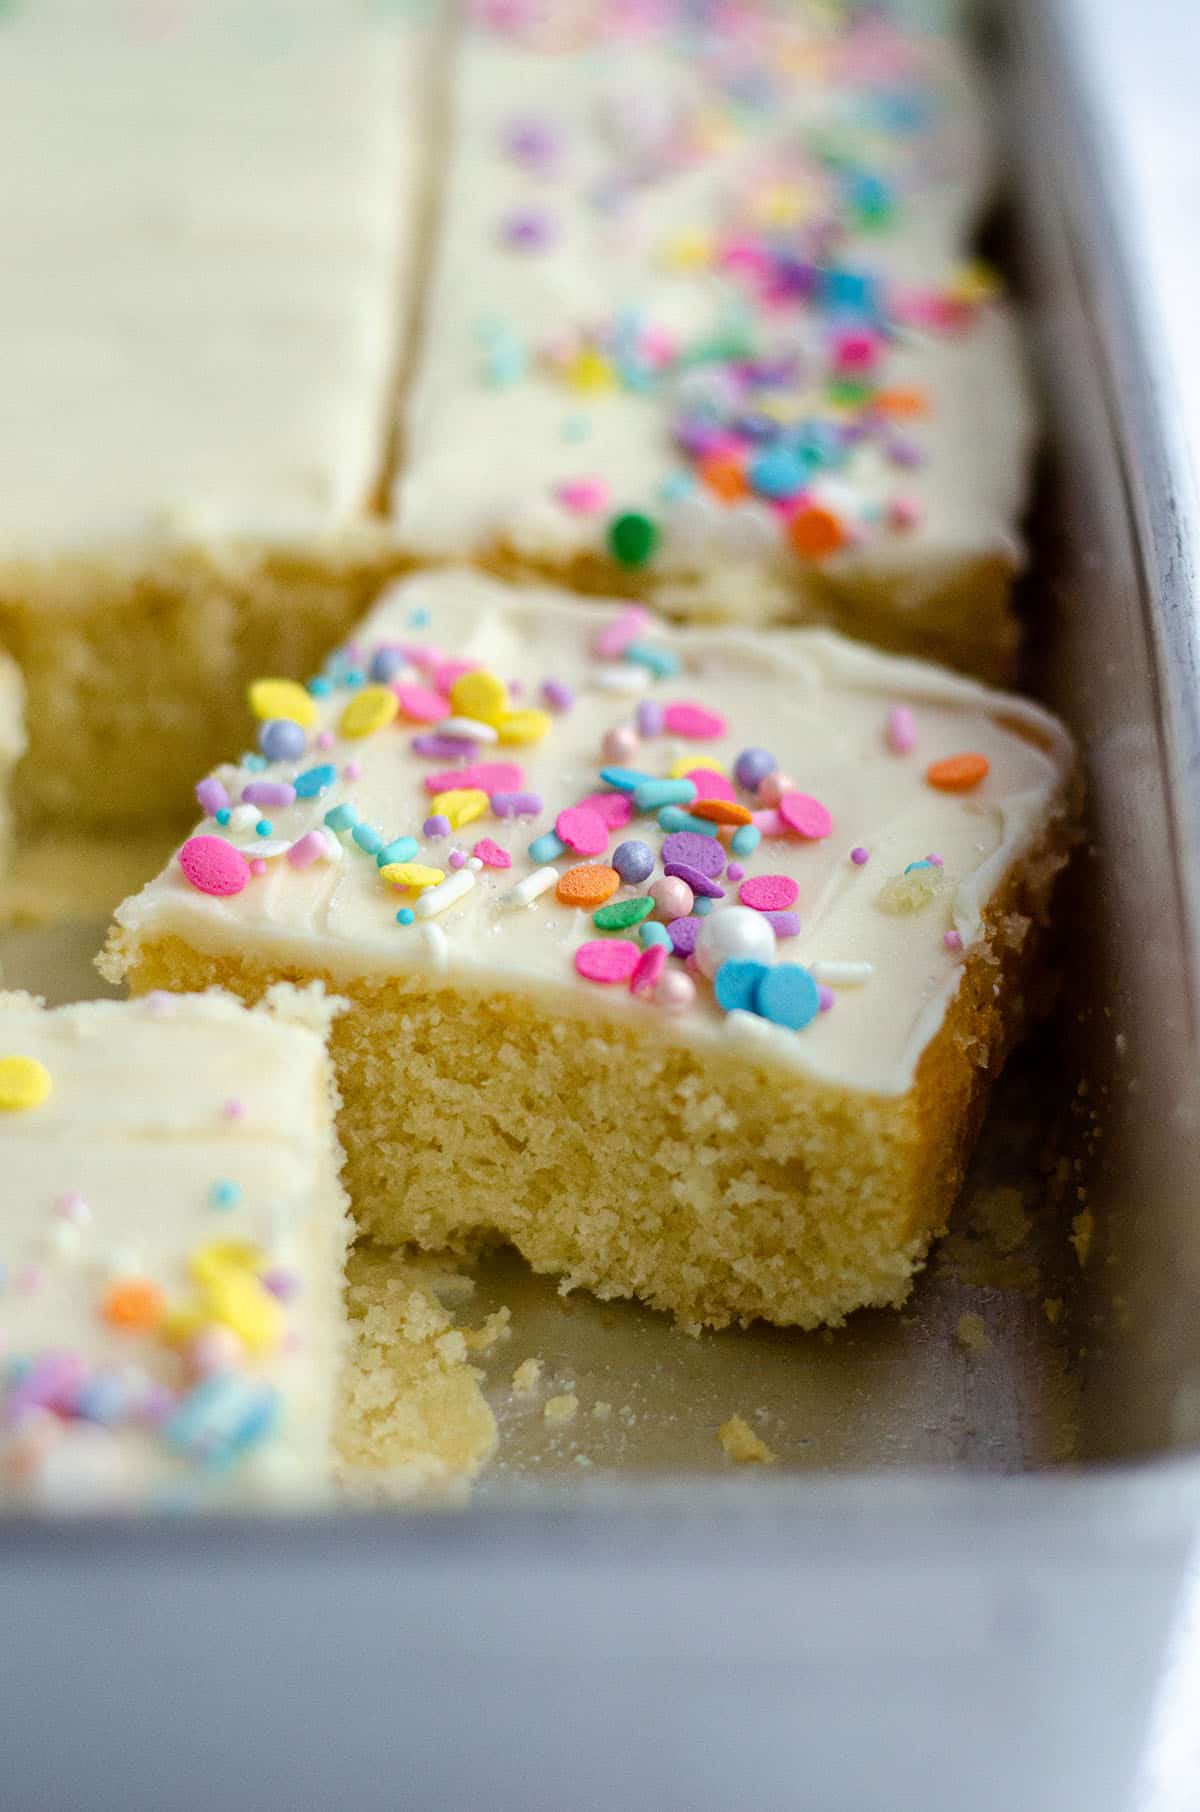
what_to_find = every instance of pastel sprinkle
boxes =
[352,824,384,855]
[599,766,654,794]
[730,824,761,857]
[658,805,719,838]
[660,830,724,876]
[0,1055,53,1113]
[927,752,990,792]
[178,836,251,898]
[448,850,467,871]
[594,605,652,659]
[287,831,330,869]
[435,716,498,745]
[656,970,696,1012]
[663,702,727,740]
[778,792,834,839]
[624,642,680,679]
[630,944,667,996]
[473,839,512,869]
[851,846,871,866]
[492,792,544,818]
[714,959,770,1015]
[756,965,821,1030]
[944,929,964,952]
[528,829,567,863]
[208,1179,242,1211]
[734,748,778,791]
[593,896,654,931]
[293,764,337,799]
[496,708,552,746]
[557,804,610,857]
[196,777,230,816]
[424,763,524,796]
[639,921,672,951]
[692,798,752,827]
[542,680,574,712]
[612,839,655,884]
[248,679,316,729]
[818,986,836,1013]
[739,874,799,912]
[635,700,664,737]
[508,866,559,907]
[396,907,415,925]
[765,910,801,938]
[633,777,696,812]
[577,791,633,831]
[557,477,610,515]
[666,915,702,956]
[886,706,918,755]
[429,787,490,829]
[682,767,736,802]
[664,861,724,900]
[556,865,621,910]
[423,814,452,837]
[414,869,477,918]
[380,863,445,890]
[339,685,399,739]
[376,836,419,867]
[324,803,358,832]
[574,939,641,984]
[809,960,874,986]
[394,685,449,724]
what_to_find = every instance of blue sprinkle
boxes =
[324,803,358,832]
[76,1375,128,1426]
[693,896,715,917]
[730,824,762,857]
[377,836,419,868]
[634,778,697,812]
[165,1377,281,1470]
[255,820,273,838]
[259,719,307,763]
[369,648,408,685]
[353,824,384,855]
[658,470,695,504]
[215,808,231,826]
[209,1178,242,1210]
[625,642,681,679]
[307,677,332,698]
[638,921,672,951]
[756,965,821,1031]
[598,766,654,794]
[528,830,566,864]
[395,907,415,926]
[341,668,364,689]
[408,606,430,628]
[294,763,336,800]
[748,447,807,500]
[713,959,769,1014]
[904,859,934,875]
[242,753,268,773]
[658,805,719,837]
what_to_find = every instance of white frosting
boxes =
[0,987,348,1509]
[394,6,1033,617]
[111,568,1073,1098]
[0,654,25,865]
[0,1,433,554]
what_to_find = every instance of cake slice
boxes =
[0,654,24,876]
[393,1,1032,679]
[104,568,1075,1331]
[0,1,437,828]
[0,986,350,1509]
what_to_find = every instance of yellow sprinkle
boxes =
[669,754,725,780]
[660,227,714,271]
[0,1055,52,1112]
[496,708,552,746]
[430,786,490,829]
[339,684,398,739]
[950,258,1002,305]
[248,678,317,729]
[380,862,445,890]
[566,349,614,392]
[205,1271,285,1354]
[450,670,509,726]
[188,1240,262,1287]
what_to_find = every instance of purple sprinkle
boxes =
[261,1267,303,1303]
[664,861,725,900]
[196,776,230,816]
[448,849,467,871]
[818,985,836,1012]
[851,846,870,866]
[491,791,543,818]
[242,780,295,809]
[6,1351,88,1420]
[661,831,725,879]
[673,418,726,459]
[887,436,924,469]
[635,699,664,738]
[501,207,557,251]
[727,862,745,882]
[140,1383,177,1428]
[667,915,701,957]
[423,814,451,838]
[412,733,480,760]
[503,117,561,170]
[928,853,944,867]
[542,679,574,712]
[944,929,963,952]
[765,910,801,939]
[369,646,409,684]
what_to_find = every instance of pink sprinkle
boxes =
[222,1098,246,1121]
[886,706,917,755]
[739,874,799,912]
[751,808,785,836]
[888,496,922,532]
[685,768,736,802]
[574,939,641,984]
[473,838,512,869]
[556,805,609,857]
[423,762,524,796]
[778,792,833,840]
[663,701,727,740]
[178,835,251,898]
[432,659,478,696]
[818,985,836,1013]
[928,853,944,868]
[54,1191,90,1223]
[250,859,267,878]
[448,849,467,871]
[404,644,444,673]
[944,930,963,952]
[394,684,449,724]
[630,944,667,996]
[343,761,362,782]
[556,477,611,515]
[726,862,745,882]
[594,605,651,661]
[577,790,633,831]
[317,731,334,751]
[851,846,870,866]
[287,830,328,869]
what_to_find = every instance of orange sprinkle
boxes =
[788,504,846,560]
[874,387,930,420]
[699,452,748,503]
[926,752,990,792]
[556,864,620,909]
[101,1278,166,1332]
[691,798,753,826]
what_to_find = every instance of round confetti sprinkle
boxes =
[607,511,659,569]
[248,678,317,729]
[497,708,552,746]
[660,831,724,878]
[574,939,641,984]
[694,905,776,978]
[927,752,990,792]
[451,669,509,725]
[612,839,655,884]
[368,647,409,684]
[339,685,399,739]
[778,792,834,839]
[734,748,777,791]
[739,874,799,912]
[682,767,736,802]
[593,896,654,932]
[663,861,724,900]
[423,814,451,838]
[556,865,621,910]
[714,959,770,1015]
[663,701,727,740]
[630,943,667,996]
[787,504,845,560]
[396,908,415,925]
[556,804,610,857]
[756,965,821,1030]
[851,846,870,866]
[258,720,306,762]
[178,836,251,898]
[666,915,702,956]
[0,1055,52,1112]
[394,684,449,724]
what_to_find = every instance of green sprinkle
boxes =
[607,511,659,569]
[593,896,654,932]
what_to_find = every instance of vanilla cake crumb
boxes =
[956,1311,992,1353]
[718,1416,778,1466]
[511,1358,543,1395]
[544,1393,579,1425]
[591,1401,612,1422]
[464,1306,512,1353]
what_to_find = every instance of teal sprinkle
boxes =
[353,824,385,855]
[634,778,697,812]
[639,921,672,951]
[307,677,332,698]
[243,753,268,773]
[598,766,653,794]
[658,805,719,837]
[395,907,415,926]
[624,642,680,679]
[294,764,336,799]
[658,470,695,504]
[215,809,231,826]
[255,820,273,837]
[904,859,934,875]
[730,824,761,857]
[377,836,419,868]
[341,668,364,689]
[528,830,566,863]
[408,607,430,628]
[693,896,715,917]
[324,803,358,832]
[208,1179,242,1211]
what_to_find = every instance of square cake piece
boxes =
[0,1,436,828]
[0,986,350,1509]
[105,568,1075,1331]
[393,1,1033,680]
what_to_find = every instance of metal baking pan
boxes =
[2,1,1199,1807]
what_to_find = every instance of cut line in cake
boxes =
[103,568,1076,1333]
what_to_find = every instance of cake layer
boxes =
[393,1,1031,678]
[104,569,1075,1328]
[0,654,24,874]
[0,0,436,825]
[0,986,350,1509]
